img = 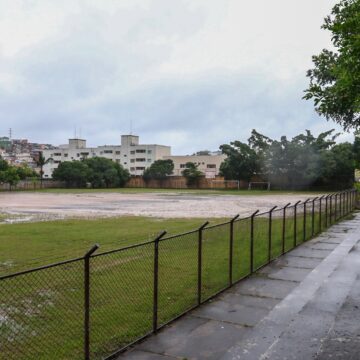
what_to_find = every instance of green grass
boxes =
[0,217,224,275]
[0,198,351,360]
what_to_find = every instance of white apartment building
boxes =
[42,135,171,178]
[163,154,226,178]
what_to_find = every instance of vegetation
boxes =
[34,152,52,188]
[52,157,130,188]
[220,129,356,189]
[182,162,204,187]
[0,157,38,189]
[142,159,174,185]
[304,0,360,129]
[0,200,345,360]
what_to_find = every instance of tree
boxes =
[182,162,203,187]
[321,142,355,187]
[84,157,130,188]
[0,157,9,172]
[16,164,38,180]
[304,0,360,129]
[52,161,90,188]
[52,157,130,188]
[143,159,174,185]
[2,168,20,190]
[34,152,52,188]
[219,141,258,181]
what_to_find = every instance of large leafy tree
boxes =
[219,141,258,181]
[85,157,130,188]
[182,162,203,187]
[143,159,174,185]
[52,161,90,188]
[304,0,360,129]
[220,129,354,189]
[52,157,130,188]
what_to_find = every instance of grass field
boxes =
[0,217,227,275]
[0,194,352,360]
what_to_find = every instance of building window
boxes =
[53,153,62,156]
[124,162,127,164]
[116,159,120,163]
[136,158,146,162]
[124,154,127,157]
[180,164,186,169]
[147,150,152,154]
[130,151,135,155]
[81,152,89,156]
[207,164,216,169]
[103,150,113,154]
[147,159,152,162]
[115,151,121,155]
[130,159,135,163]
[54,160,61,164]
[130,167,135,171]
[64,154,68,157]
[136,167,145,170]
[136,149,146,153]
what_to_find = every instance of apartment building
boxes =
[164,153,226,178]
[42,135,171,178]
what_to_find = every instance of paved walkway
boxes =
[119,213,360,360]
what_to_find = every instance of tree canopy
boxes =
[304,0,360,129]
[220,129,356,189]
[0,159,38,189]
[142,159,174,183]
[182,162,203,187]
[52,157,130,188]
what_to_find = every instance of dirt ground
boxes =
[0,191,322,222]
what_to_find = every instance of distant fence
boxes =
[0,189,357,360]
[125,176,247,189]
[0,179,65,191]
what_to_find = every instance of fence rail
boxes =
[0,189,357,360]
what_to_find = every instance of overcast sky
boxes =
[0,0,351,154]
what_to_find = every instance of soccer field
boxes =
[0,189,354,360]
[0,189,323,273]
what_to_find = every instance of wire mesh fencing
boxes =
[0,189,357,360]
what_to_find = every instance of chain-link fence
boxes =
[0,189,357,360]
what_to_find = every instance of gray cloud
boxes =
[0,0,349,154]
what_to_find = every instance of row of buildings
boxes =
[1,134,226,179]
[0,136,56,168]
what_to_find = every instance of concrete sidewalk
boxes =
[119,214,360,360]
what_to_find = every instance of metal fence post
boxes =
[229,215,239,287]
[311,197,318,237]
[335,193,338,221]
[303,199,310,242]
[346,190,349,214]
[250,210,259,273]
[319,196,324,233]
[340,192,343,218]
[198,222,209,305]
[294,200,301,247]
[153,231,167,333]
[84,244,99,360]
[282,203,291,254]
[268,206,277,263]
[329,194,333,224]
[325,195,329,228]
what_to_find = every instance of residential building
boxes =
[42,135,171,178]
[164,154,226,178]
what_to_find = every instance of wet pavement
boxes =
[119,213,360,359]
